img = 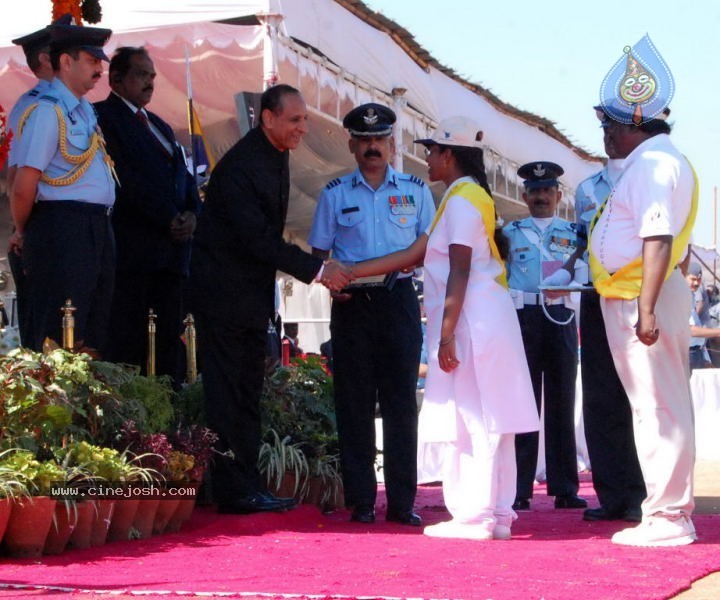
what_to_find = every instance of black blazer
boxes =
[94,93,201,276]
[188,127,322,329]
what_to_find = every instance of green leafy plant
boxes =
[258,357,341,505]
[260,355,337,455]
[0,449,65,497]
[0,449,29,499]
[174,380,206,427]
[118,373,175,434]
[258,429,309,497]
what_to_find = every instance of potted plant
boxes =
[0,449,29,542]
[258,429,309,499]
[259,356,342,509]
[164,425,218,532]
[0,450,64,558]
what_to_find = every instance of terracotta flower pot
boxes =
[152,497,180,535]
[43,502,78,555]
[164,483,201,533]
[0,497,12,542]
[107,498,139,542]
[67,501,95,550]
[132,497,160,539]
[2,496,56,558]
[90,499,115,547]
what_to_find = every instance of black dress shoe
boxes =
[583,506,625,521]
[554,495,588,509]
[261,491,297,509]
[217,491,286,514]
[512,499,531,511]
[622,507,642,522]
[386,509,422,526]
[350,505,375,523]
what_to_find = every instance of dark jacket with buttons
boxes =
[188,126,322,329]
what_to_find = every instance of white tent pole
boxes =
[257,12,284,90]
[391,87,407,173]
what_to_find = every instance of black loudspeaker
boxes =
[234,91,263,137]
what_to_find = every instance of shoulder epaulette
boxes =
[325,178,342,190]
[38,94,59,104]
[28,89,40,97]
[401,174,426,188]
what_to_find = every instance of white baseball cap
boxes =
[414,116,484,148]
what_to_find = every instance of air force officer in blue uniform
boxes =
[10,23,116,352]
[309,103,435,526]
[502,162,585,512]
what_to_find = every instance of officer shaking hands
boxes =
[309,103,435,527]
[502,161,586,512]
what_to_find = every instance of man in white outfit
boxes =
[589,36,698,547]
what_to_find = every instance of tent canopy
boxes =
[0,0,603,240]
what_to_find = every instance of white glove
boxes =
[541,268,572,287]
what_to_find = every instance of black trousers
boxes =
[7,248,29,346]
[195,314,266,505]
[581,290,646,512]
[515,304,579,500]
[22,202,115,353]
[107,269,185,385]
[331,278,421,511]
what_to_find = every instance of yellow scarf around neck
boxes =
[429,180,508,288]
[588,163,699,300]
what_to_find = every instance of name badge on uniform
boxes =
[388,195,416,216]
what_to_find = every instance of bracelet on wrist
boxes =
[439,335,455,346]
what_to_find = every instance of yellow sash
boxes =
[429,181,508,288]
[588,163,699,300]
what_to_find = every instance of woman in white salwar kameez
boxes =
[351,117,539,540]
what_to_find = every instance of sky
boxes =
[364,0,720,247]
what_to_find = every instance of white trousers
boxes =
[441,422,517,529]
[600,269,695,517]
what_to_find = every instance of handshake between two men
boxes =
[319,259,354,292]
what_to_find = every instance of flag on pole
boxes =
[188,103,216,176]
[185,47,215,183]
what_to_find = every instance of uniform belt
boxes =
[35,200,113,216]
[349,282,387,289]
[522,292,564,306]
[345,277,412,291]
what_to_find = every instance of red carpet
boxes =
[1,476,719,600]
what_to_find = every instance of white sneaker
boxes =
[492,524,512,540]
[423,519,494,541]
[611,515,697,547]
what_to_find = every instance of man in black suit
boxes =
[95,47,200,383]
[187,84,351,514]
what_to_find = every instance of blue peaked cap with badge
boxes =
[599,34,674,126]
[343,103,396,137]
[48,22,113,62]
[11,14,73,61]
[517,161,564,190]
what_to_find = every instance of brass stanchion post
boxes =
[147,308,156,376]
[184,313,197,384]
[62,299,76,351]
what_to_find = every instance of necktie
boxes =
[136,109,172,159]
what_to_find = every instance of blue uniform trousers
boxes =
[581,290,646,512]
[514,304,579,500]
[22,201,115,353]
[330,277,421,512]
